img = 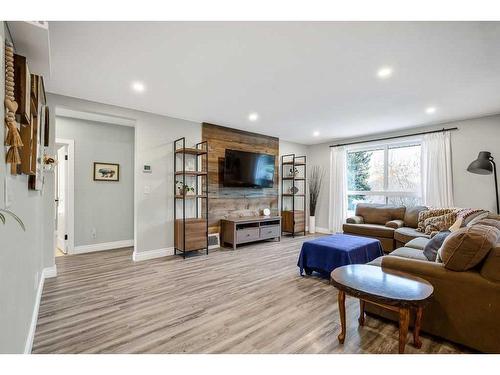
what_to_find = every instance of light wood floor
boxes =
[33,235,467,354]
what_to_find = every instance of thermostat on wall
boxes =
[143,165,152,173]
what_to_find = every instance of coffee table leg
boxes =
[338,290,346,344]
[413,306,423,349]
[398,308,410,354]
[358,300,365,326]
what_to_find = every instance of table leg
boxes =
[413,306,423,349]
[398,308,410,354]
[358,300,365,326]
[338,290,346,344]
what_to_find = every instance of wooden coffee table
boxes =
[330,264,434,354]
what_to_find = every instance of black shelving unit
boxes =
[173,137,209,258]
[280,154,307,237]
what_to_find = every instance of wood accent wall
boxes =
[202,123,279,233]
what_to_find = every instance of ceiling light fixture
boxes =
[376,66,393,79]
[131,81,146,93]
[313,131,320,137]
[248,112,259,122]
[425,106,437,114]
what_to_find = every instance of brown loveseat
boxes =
[343,203,429,252]
[366,231,500,353]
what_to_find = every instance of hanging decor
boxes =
[4,42,23,174]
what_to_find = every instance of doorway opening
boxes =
[55,138,74,256]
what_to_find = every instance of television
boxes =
[223,149,275,188]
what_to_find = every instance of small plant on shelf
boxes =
[0,209,25,231]
[176,180,195,196]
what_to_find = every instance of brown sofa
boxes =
[343,203,429,252]
[366,234,500,353]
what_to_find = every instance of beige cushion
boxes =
[385,219,404,229]
[394,227,430,244]
[403,205,427,228]
[389,247,428,261]
[438,225,500,271]
[405,237,430,250]
[480,243,500,282]
[367,256,384,267]
[355,204,406,225]
[475,218,500,230]
[342,223,395,239]
[448,217,463,232]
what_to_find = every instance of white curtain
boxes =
[329,146,348,233]
[421,131,454,208]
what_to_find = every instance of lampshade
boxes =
[467,151,493,175]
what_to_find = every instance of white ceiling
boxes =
[46,21,500,145]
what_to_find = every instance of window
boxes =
[347,142,422,215]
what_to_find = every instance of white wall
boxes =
[0,23,56,353]
[47,94,201,256]
[56,116,134,247]
[307,114,500,230]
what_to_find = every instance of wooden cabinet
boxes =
[174,218,208,251]
[281,210,305,234]
[281,154,307,236]
[220,216,281,250]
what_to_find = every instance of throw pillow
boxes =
[423,230,450,261]
[474,218,500,230]
[438,224,500,271]
[448,217,463,232]
[465,211,490,227]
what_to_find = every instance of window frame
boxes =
[346,139,422,205]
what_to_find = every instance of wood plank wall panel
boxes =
[202,123,279,233]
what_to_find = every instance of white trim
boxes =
[73,240,134,254]
[55,138,75,254]
[56,106,136,127]
[24,265,58,354]
[133,247,175,261]
[315,226,331,234]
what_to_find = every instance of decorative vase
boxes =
[309,216,316,234]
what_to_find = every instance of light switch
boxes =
[144,185,151,195]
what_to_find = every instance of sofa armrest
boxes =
[385,219,404,229]
[346,215,364,224]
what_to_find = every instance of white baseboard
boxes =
[315,226,331,234]
[24,265,58,354]
[73,239,134,254]
[133,247,175,261]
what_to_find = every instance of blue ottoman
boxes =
[297,234,383,277]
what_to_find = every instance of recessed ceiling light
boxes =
[313,131,320,137]
[248,112,259,122]
[376,66,393,79]
[131,81,146,93]
[425,106,437,114]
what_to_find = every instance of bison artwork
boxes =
[94,163,119,181]
[98,168,116,178]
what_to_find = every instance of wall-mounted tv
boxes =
[223,149,275,188]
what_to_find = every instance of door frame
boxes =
[55,138,75,254]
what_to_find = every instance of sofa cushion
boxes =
[343,223,395,238]
[438,224,500,271]
[394,227,430,244]
[405,237,430,250]
[367,256,384,267]
[346,215,364,224]
[423,230,451,261]
[403,205,427,229]
[389,247,428,261]
[480,243,500,282]
[475,218,500,230]
[355,203,406,225]
[385,219,404,229]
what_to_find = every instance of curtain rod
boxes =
[329,127,459,148]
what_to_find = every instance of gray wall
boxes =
[56,117,134,247]
[307,114,500,230]
[47,94,201,255]
[0,22,56,353]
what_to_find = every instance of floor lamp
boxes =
[467,151,499,214]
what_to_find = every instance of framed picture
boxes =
[93,162,120,182]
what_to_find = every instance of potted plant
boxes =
[176,180,195,196]
[0,209,25,230]
[308,166,325,234]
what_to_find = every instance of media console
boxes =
[220,216,281,250]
